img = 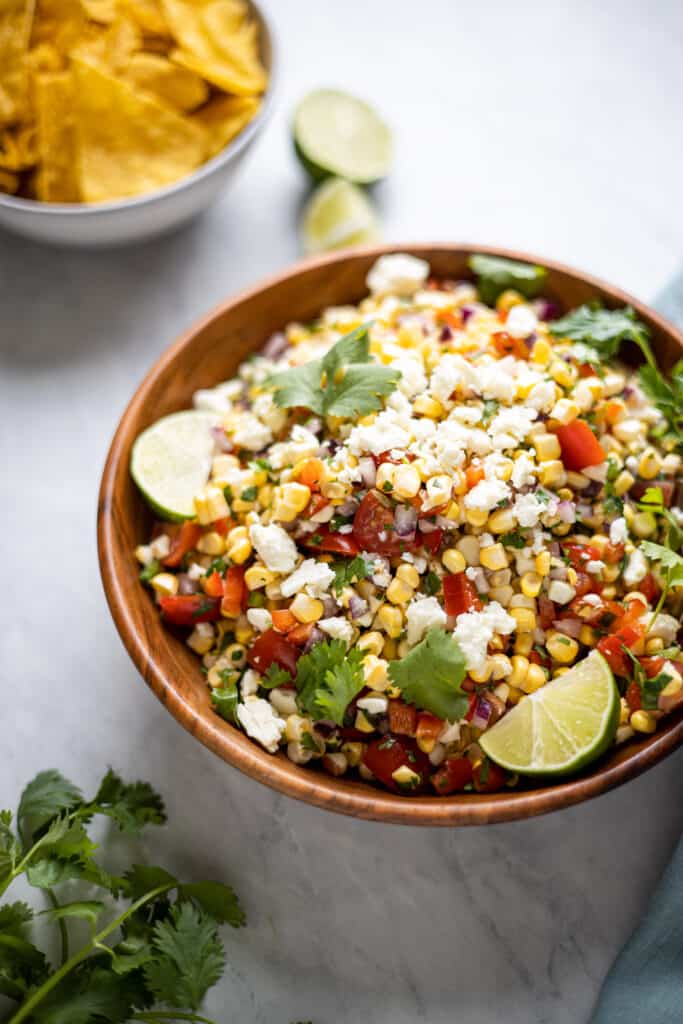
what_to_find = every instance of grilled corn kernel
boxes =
[535,551,551,576]
[386,577,414,605]
[507,685,525,705]
[357,632,384,657]
[614,470,635,496]
[489,585,513,607]
[320,480,349,500]
[579,625,597,646]
[566,567,578,586]
[375,463,396,492]
[661,674,683,698]
[150,572,178,597]
[509,655,530,688]
[479,543,508,571]
[632,511,657,538]
[197,531,226,556]
[496,289,524,314]
[413,394,445,418]
[270,687,298,716]
[187,623,215,655]
[533,433,561,461]
[355,709,375,734]
[638,449,663,480]
[546,631,579,663]
[376,604,404,638]
[566,470,590,490]
[539,460,567,488]
[465,507,489,527]
[234,618,254,645]
[272,483,311,522]
[227,538,252,564]
[630,709,656,734]
[244,564,275,590]
[521,664,547,694]
[396,563,420,589]
[531,337,552,365]
[194,484,230,525]
[550,398,579,425]
[285,714,310,742]
[490,653,512,680]
[619,698,630,725]
[289,593,324,623]
[469,660,493,684]
[442,548,466,574]
[644,637,665,655]
[382,637,398,660]
[362,654,389,689]
[207,663,238,688]
[510,607,536,632]
[257,484,274,507]
[456,535,480,565]
[550,359,578,388]
[444,499,460,520]
[485,510,516,541]
[514,633,534,657]
[342,741,365,767]
[520,572,542,598]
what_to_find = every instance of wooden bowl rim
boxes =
[98,242,683,826]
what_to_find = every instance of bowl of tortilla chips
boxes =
[0,0,276,247]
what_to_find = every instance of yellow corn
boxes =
[638,449,662,480]
[533,433,561,461]
[546,631,579,664]
[187,625,215,655]
[614,470,635,496]
[444,500,460,520]
[630,710,656,734]
[227,537,252,564]
[579,625,597,646]
[487,506,516,532]
[375,463,396,492]
[469,660,492,684]
[197,531,226,556]
[194,484,230,525]
[362,655,389,690]
[376,604,403,638]
[386,578,414,605]
[551,398,580,425]
[520,664,547,694]
[357,632,385,657]
[530,337,552,365]
[234,618,254,645]
[632,511,657,538]
[413,395,445,418]
[520,572,542,598]
[320,480,349,500]
[465,507,489,527]
[510,607,536,632]
[535,551,551,576]
[509,655,530,688]
[549,359,577,388]
[496,289,524,313]
[514,633,534,656]
[539,460,567,488]
[644,637,665,655]
[150,573,178,597]
[442,548,466,574]
[396,563,420,588]
[290,593,324,623]
[272,483,311,523]
[489,653,512,680]
[244,564,275,590]
[341,742,365,767]
[354,710,375,734]
[479,543,508,571]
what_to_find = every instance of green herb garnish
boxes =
[240,486,258,502]
[501,530,527,549]
[261,664,293,690]
[387,628,468,721]
[331,556,372,595]
[468,254,547,305]
[139,559,161,582]
[295,640,364,725]
[422,571,442,596]
[637,486,683,551]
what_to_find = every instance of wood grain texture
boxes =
[97,243,683,826]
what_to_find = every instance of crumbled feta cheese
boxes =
[453,602,515,673]
[357,695,389,715]
[347,408,412,456]
[236,697,285,753]
[477,363,516,402]
[405,596,447,646]
[318,617,355,647]
[268,425,320,469]
[464,478,511,512]
[240,669,261,698]
[623,549,648,588]
[639,613,679,645]
[249,524,298,574]
[586,560,605,575]
[430,354,463,405]
[246,608,273,632]
[193,382,235,415]
[397,354,428,398]
[511,452,537,489]
[231,413,273,452]
[513,492,545,528]
[527,380,556,413]
[150,534,171,560]
[506,305,538,338]
[366,253,430,296]
[187,562,206,581]
[610,517,628,545]
[280,558,335,598]
[547,580,576,604]
[489,406,538,449]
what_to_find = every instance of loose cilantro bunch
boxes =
[468,254,547,305]
[550,303,683,450]
[0,768,244,1024]
[265,324,400,417]
[388,628,468,721]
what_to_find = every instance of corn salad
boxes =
[135,253,683,796]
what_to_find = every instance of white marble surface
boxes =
[2,0,683,1020]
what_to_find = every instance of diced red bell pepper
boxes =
[639,573,661,605]
[304,526,361,557]
[220,566,246,618]
[473,759,508,793]
[420,528,443,554]
[246,629,299,676]
[287,622,315,646]
[202,570,224,598]
[625,680,642,712]
[491,330,530,360]
[638,656,666,679]
[564,543,602,569]
[271,609,297,633]
[387,700,418,736]
[555,419,606,471]
[603,541,625,565]
[211,517,234,537]
[443,573,481,617]
[362,735,430,793]
[431,756,473,794]
[163,522,202,568]
[464,693,478,721]
[597,624,644,677]
[159,594,221,626]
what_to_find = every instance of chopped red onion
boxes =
[554,618,582,639]
[260,332,288,359]
[576,503,593,519]
[337,497,359,517]
[439,325,453,343]
[471,696,493,730]
[322,596,339,618]
[394,505,418,538]
[304,627,324,652]
[418,518,439,533]
[177,574,199,595]
[349,595,369,620]
[358,456,376,489]
[549,542,561,557]
[532,298,560,321]
[461,305,475,323]
[556,500,576,524]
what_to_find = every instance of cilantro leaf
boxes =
[122,864,178,901]
[45,900,104,927]
[91,769,166,835]
[468,254,547,305]
[637,486,683,551]
[0,903,49,1000]
[640,541,683,579]
[422,571,442,596]
[18,771,83,833]
[501,530,527,549]
[144,901,225,1010]
[641,671,674,711]
[0,810,20,881]
[179,881,245,928]
[295,640,364,724]
[388,628,468,721]
[31,962,148,1024]
[549,303,652,360]
[638,360,683,448]
[25,818,98,890]
[260,663,293,689]
[331,556,372,595]
[210,683,239,724]
[266,324,400,418]
[139,559,161,583]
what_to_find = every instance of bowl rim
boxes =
[98,242,683,826]
[0,0,277,217]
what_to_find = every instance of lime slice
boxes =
[480,651,619,777]
[130,410,217,521]
[293,89,392,184]
[301,177,379,254]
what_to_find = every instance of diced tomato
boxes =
[555,419,606,471]
[247,629,299,676]
[431,756,473,795]
[473,759,508,793]
[306,494,329,517]
[574,571,600,599]
[639,573,661,605]
[163,522,202,568]
[362,735,430,793]
[159,594,221,626]
[625,680,642,712]
[538,597,556,629]
[420,528,443,554]
[202,570,224,598]
[296,458,325,492]
[352,491,407,557]
[416,712,444,748]
[465,463,485,489]
[387,700,418,736]
[272,608,297,633]
[211,517,233,537]
[287,622,315,646]
[564,543,602,569]
[638,656,666,680]
[304,526,360,557]
[603,541,625,565]
[439,309,462,331]
[597,624,644,677]
[491,330,529,360]
[373,450,416,466]
[578,362,598,378]
[443,573,481,616]
[220,566,246,618]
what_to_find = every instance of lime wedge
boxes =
[480,651,619,777]
[301,177,379,254]
[293,89,392,184]
[130,410,217,521]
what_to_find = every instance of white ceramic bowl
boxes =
[0,1,276,248]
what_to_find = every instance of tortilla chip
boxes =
[79,0,118,22]
[0,124,37,170]
[71,58,207,202]
[124,52,208,111]
[30,0,86,57]
[0,167,20,193]
[0,0,35,127]
[26,40,63,72]
[193,93,259,157]
[162,0,267,95]
[70,15,140,72]
[34,70,80,200]
[119,0,168,37]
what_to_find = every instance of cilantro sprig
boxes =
[637,486,683,551]
[265,324,400,418]
[468,254,547,305]
[639,541,683,629]
[295,640,365,726]
[388,628,468,721]
[0,768,244,1024]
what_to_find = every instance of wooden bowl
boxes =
[98,244,683,826]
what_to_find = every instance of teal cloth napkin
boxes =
[590,268,683,1024]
